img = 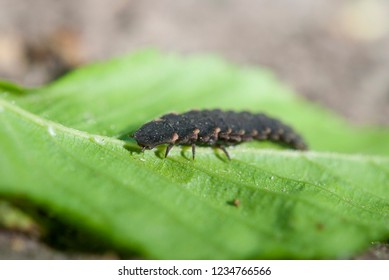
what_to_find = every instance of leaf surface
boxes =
[1,50,388,259]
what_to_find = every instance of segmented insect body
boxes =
[133,109,307,159]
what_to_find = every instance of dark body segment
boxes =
[133,109,307,159]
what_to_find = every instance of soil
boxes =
[0,0,388,259]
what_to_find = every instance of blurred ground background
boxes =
[0,0,388,259]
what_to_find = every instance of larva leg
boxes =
[165,144,173,158]
[192,144,196,160]
[217,145,231,160]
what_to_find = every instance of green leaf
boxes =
[1,50,389,259]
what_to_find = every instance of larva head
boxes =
[134,120,176,150]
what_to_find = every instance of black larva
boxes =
[133,109,307,160]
